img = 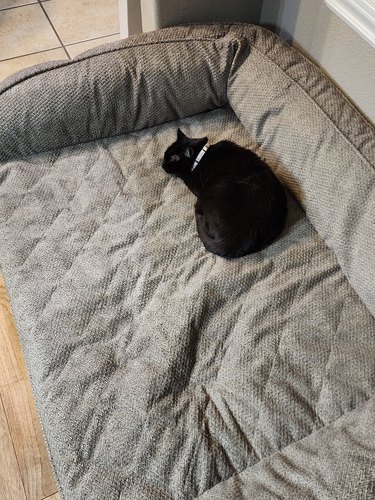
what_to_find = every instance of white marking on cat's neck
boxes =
[191,144,209,172]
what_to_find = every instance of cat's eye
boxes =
[185,147,194,158]
[170,154,180,162]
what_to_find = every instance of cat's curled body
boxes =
[162,129,287,258]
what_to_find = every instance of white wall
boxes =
[261,0,375,124]
[140,0,262,32]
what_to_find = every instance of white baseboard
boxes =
[325,0,375,48]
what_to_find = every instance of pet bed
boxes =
[0,24,374,499]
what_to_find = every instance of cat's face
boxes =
[162,129,207,176]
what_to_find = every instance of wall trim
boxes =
[325,0,375,48]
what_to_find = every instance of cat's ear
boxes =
[177,128,187,141]
[197,136,208,146]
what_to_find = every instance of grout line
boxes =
[0,33,120,67]
[0,46,65,63]
[0,2,37,12]
[65,32,120,47]
[0,0,51,9]
[37,0,71,60]
[0,0,50,12]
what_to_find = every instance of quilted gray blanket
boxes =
[0,24,375,499]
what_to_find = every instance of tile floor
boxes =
[0,0,120,82]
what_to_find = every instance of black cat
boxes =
[162,129,287,258]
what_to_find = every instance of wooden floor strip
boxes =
[0,275,28,387]
[0,273,60,498]
[1,377,57,499]
[0,394,27,500]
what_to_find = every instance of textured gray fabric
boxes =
[0,25,232,161]
[227,29,375,321]
[0,24,375,499]
[200,394,375,499]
